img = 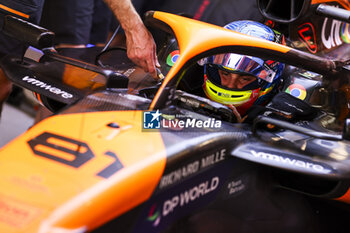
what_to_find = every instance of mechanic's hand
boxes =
[228,104,247,123]
[125,23,160,80]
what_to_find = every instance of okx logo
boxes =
[143,110,162,129]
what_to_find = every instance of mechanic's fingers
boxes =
[138,59,149,73]
[155,56,164,81]
[147,52,163,81]
[147,58,157,79]
[148,46,161,80]
[155,47,161,68]
[128,50,159,79]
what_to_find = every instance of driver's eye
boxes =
[240,76,255,83]
[221,71,230,76]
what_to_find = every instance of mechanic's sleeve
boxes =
[0,0,44,57]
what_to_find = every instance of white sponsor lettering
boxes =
[201,149,226,168]
[159,149,226,189]
[321,16,350,50]
[163,196,179,216]
[22,76,73,99]
[250,150,326,172]
[227,179,245,195]
[162,176,219,217]
[159,161,200,189]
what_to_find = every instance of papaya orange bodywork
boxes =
[0,111,166,232]
[335,188,350,204]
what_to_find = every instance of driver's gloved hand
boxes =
[244,92,320,124]
[244,105,267,123]
[265,92,319,121]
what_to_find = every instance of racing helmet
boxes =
[203,20,285,115]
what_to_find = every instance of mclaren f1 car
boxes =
[2,0,350,232]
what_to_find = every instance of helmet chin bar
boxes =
[204,78,256,106]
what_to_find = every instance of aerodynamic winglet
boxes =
[231,141,350,180]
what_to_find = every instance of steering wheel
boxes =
[174,90,238,123]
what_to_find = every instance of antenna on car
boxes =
[315,4,350,23]
[100,25,121,53]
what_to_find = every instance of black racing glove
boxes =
[245,92,319,124]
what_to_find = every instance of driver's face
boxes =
[218,70,257,89]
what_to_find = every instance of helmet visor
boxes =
[207,53,277,83]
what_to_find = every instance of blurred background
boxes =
[0,90,35,147]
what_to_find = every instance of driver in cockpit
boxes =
[201,20,285,122]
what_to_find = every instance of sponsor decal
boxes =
[145,176,220,229]
[250,150,330,173]
[321,16,350,50]
[298,23,317,54]
[9,175,49,193]
[22,76,73,99]
[166,50,180,67]
[159,149,226,189]
[299,71,319,79]
[162,176,219,217]
[0,196,41,228]
[227,179,245,195]
[285,83,307,100]
[143,111,222,130]
[159,161,200,189]
[265,20,275,28]
[138,158,234,232]
[341,23,350,43]
[147,204,161,227]
[116,68,135,77]
[200,149,226,168]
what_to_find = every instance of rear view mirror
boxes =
[257,0,311,23]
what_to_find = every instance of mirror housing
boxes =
[3,15,55,49]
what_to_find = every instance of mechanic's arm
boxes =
[104,0,159,79]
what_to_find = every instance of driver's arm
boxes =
[227,105,247,123]
[103,0,159,79]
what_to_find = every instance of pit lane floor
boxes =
[0,103,34,148]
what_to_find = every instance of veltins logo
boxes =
[143,110,162,129]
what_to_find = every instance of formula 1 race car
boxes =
[2,0,350,232]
